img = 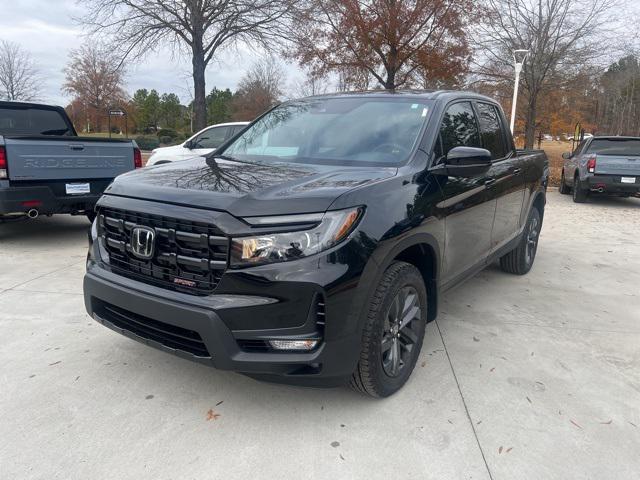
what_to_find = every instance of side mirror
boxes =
[184,140,194,149]
[562,152,571,160]
[431,146,492,178]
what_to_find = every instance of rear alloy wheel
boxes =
[499,207,542,275]
[350,261,427,398]
[559,170,570,195]
[573,175,588,203]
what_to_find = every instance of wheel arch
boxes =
[367,234,441,324]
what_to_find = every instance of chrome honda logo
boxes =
[130,226,155,259]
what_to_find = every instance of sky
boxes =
[0,0,305,106]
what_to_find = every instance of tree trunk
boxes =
[524,95,537,149]
[192,43,207,132]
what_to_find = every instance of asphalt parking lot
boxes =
[1,191,639,480]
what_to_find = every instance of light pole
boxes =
[510,49,529,135]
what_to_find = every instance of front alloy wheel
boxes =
[381,286,422,378]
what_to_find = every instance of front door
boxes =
[434,101,497,286]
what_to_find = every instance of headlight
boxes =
[230,207,363,267]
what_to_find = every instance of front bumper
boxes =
[84,258,364,386]
[587,174,640,195]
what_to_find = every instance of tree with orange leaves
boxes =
[291,0,474,91]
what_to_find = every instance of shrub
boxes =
[134,136,160,151]
[159,136,175,145]
[156,128,178,139]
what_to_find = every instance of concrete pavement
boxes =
[1,192,639,480]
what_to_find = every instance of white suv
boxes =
[146,122,249,166]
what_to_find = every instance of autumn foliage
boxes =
[291,0,473,90]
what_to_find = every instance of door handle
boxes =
[69,144,85,151]
[484,178,496,187]
[512,168,522,175]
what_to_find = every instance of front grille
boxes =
[98,207,228,295]
[96,301,210,358]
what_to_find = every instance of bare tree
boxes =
[0,41,40,101]
[231,58,285,120]
[80,0,296,131]
[62,43,127,132]
[475,0,617,148]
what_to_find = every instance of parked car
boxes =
[0,101,140,222]
[146,122,249,166]
[84,91,548,397]
[560,136,640,202]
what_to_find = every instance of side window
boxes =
[476,103,507,159]
[194,126,229,149]
[436,102,481,161]
[230,125,246,136]
[573,140,587,156]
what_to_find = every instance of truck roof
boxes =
[590,136,640,140]
[0,100,65,110]
[302,89,499,104]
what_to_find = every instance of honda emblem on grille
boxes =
[130,226,155,259]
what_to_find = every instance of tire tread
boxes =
[349,261,422,397]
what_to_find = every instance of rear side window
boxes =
[435,101,481,160]
[476,103,507,159]
[586,139,640,156]
[0,107,72,136]
[193,126,229,149]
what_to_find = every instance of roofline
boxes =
[288,89,500,104]
[591,135,640,140]
[0,100,66,110]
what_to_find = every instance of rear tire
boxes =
[559,170,570,195]
[350,261,427,398]
[499,207,541,275]
[572,175,588,203]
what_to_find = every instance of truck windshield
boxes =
[586,138,640,156]
[0,106,72,136]
[221,97,431,167]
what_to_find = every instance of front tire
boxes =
[559,170,570,195]
[499,207,541,275]
[350,261,427,398]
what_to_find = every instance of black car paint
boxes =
[84,91,548,386]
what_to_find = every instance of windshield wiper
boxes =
[213,154,261,165]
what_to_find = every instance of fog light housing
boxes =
[269,339,319,351]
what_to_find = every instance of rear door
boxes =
[435,101,497,286]
[475,102,525,250]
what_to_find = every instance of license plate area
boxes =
[66,183,91,194]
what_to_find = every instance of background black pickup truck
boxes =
[0,101,140,221]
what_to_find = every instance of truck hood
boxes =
[104,156,397,217]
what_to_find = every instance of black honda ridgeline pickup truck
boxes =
[84,91,548,397]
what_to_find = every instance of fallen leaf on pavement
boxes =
[206,409,221,421]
